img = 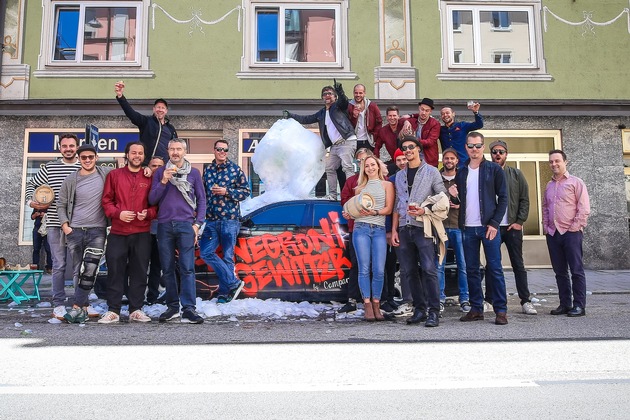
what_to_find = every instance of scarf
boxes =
[166,159,196,209]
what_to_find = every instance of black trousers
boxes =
[105,232,151,314]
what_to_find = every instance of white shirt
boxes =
[325,109,343,144]
[355,109,368,140]
[465,166,482,227]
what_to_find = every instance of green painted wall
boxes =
[22,0,630,100]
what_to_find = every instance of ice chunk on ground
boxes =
[36,302,52,308]
[241,119,325,216]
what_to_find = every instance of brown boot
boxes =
[363,300,376,322]
[372,300,385,321]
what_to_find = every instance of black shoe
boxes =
[567,306,586,317]
[550,305,571,315]
[226,280,245,302]
[406,308,428,325]
[380,301,396,313]
[338,301,357,313]
[425,311,439,327]
[181,309,204,324]
[159,307,180,323]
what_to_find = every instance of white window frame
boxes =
[34,0,153,78]
[238,0,356,79]
[438,0,551,81]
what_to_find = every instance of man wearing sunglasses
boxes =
[199,140,250,304]
[391,136,447,327]
[57,144,113,323]
[448,132,509,325]
[284,80,358,200]
[488,140,536,315]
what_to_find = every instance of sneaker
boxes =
[439,302,445,318]
[483,301,493,312]
[86,305,100,318]
[393,302,413,317]
[129,309,152,323]
[380,301,396,313]
[338,299,357,313]
[181,309,204,324]
[217,295,228,304]
[522,302,538,315]
[159,307,180,322]
[52,305,67,321]
[460,301,472,313]
[63,306,87,324]
[226,280,245,302]
[98,311,120,324]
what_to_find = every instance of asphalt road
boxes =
[0,294,629,419]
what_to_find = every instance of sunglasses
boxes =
[322,92,335,97]
[401,144,416,151]
[466,143,484,149]
[80,155,96,161]
[491,149,506,155]
[214,147,229,152]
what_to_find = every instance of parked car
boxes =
[195,200,351,302]
[194,199,461,303]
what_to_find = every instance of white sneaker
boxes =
[86,305,101,318]
[393,302,413,317]
[483,301,493,312]
[52,305,67,320]
[522,302,538,315]
[129,309,151,323]
[98,311,120,324]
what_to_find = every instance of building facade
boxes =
[1,0,629,269]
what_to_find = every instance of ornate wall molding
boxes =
[543,4,630,36]
[151,3,242,36]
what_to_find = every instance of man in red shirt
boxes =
[101,142,158,323]
[348,84,383,151]
[374,105,405,171]
[401,98,441,167]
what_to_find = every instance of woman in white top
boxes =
[344,156,394,321]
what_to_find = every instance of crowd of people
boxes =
[286,81,591,326]
[25,80,591,326]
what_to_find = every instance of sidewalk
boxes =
[1,269,629,310]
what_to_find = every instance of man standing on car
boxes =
[100,142,157,323]
[199,140,250,304]
[149,139,206,324]
[448,132,509,325]
[543,149,590,317]
[400,98,441,167]
[285,80,358,199]
[391,136,446,328]
[488,140,537,315]
[348,84,382,151]
[115,81,177,166]
[25,133,81,321]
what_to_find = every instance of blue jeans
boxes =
[463,226,507,313]
[199,219,241,297]
[397,225,440,313]
[546,231,586,308]
[353,222,386,300]
[437,228,469,303]
[157,221,197,311]
[65,227,107,307]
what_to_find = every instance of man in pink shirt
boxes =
[542,149,591,317]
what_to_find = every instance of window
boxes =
[35,1,152,78]
[438,1,550,81]
[238,0,355,79]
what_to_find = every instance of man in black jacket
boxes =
[115,81,178,166]
[285,80,358,199]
